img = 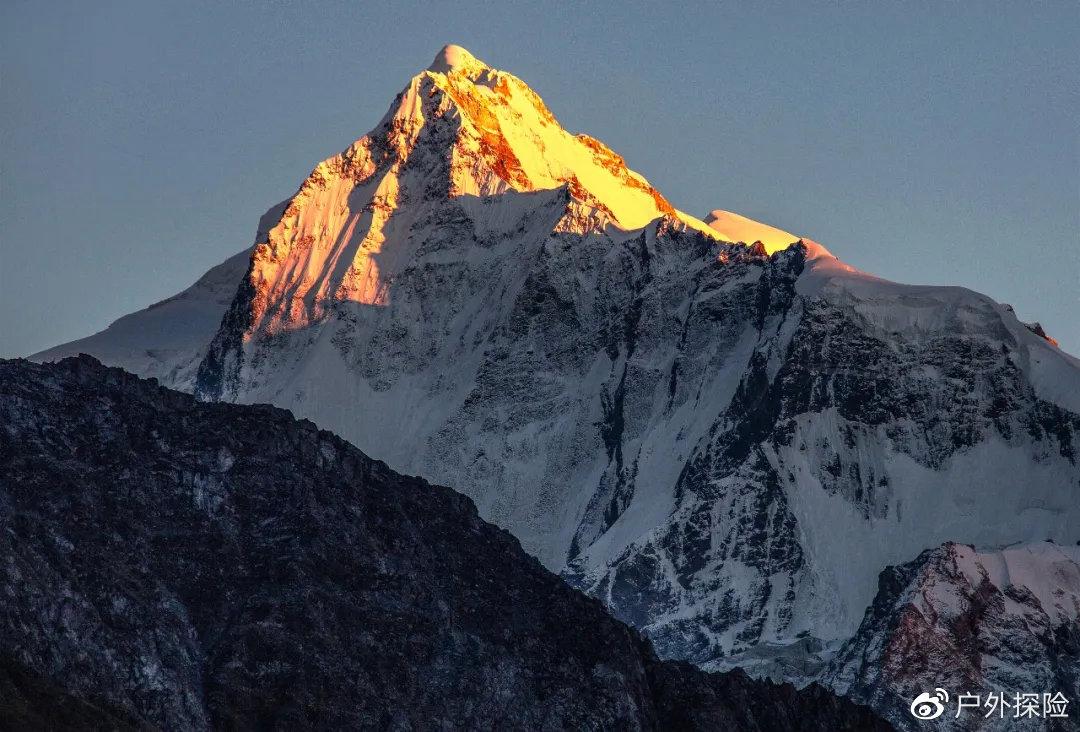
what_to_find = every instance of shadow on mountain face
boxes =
[0,356,890,731]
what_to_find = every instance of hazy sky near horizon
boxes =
[2,0,1078,357]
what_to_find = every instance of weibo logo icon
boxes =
[910,688,949,720]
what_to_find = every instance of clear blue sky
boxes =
[2,0,1078,357]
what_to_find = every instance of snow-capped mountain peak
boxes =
[186,45,760,400]
[400,44,718,234]
[242,45,739,337]
[32,45,1080,728]
[427,43,489,75]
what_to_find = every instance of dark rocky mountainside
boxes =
[0,356,889,730]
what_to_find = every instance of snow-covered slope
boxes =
[34,44,1080,703]
[567,241,1080,674]
[704,210,797,254]
[31,248,249,388]
[824,541,1080,731]
[32,201,287,389]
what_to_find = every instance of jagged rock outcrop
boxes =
[0,356,889,730]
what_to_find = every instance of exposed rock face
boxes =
[0,356,888,730]
[571,251,1080,678]
[823,542,1080,731]
[31,44,1080,700]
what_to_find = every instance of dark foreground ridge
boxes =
[0,356,890,730]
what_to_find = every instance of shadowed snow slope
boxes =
[34,45,1080,714]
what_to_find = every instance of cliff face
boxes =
[0,356,887,730]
